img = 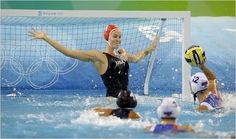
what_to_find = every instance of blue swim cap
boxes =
[116,90,137,109]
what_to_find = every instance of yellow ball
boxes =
[184,45,206,67]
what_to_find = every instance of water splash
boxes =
[71,110,151,129]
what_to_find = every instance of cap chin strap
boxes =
[190,84,197,104]
[193,94,197,104]
[161,117,176,120]
[106,41,112,48]
[193,87,209,104]
[106,41,117,52]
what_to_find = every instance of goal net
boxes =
[1,10,190,99]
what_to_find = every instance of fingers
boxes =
[152,37,158,44]
[28,27,45,39]
[30,27,41,34]
[118,48,126,54]
[31,36,38,39]
[28,31,34,35]
[155,35,160,41]
[28,31,36,38]
[198,63,205,68]
[30,27,36,34]
[32,27,36,32]
[42,27,47,34]
[28,27,36,36]
[28,31,39,39]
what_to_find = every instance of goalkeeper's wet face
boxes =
[108,29,122,50]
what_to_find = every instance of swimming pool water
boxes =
[1,90,235,138]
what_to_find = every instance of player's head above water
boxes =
[157,98,181,120]
[116,90,137,109]
[104,24,121,49]
[190,72,209,94]
[189,72,209,103]
[104,24,120,41]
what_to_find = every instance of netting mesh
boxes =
[1,16,183,94]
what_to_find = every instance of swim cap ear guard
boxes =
[157,98,181,119]
[104,24,119,41]
[116,90,137,109]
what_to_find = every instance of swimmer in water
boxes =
[145,98,194,133]
[94,90,141,119]
[189,64,223,111]
[29,24,160,97]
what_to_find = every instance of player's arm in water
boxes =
[198,64,222,99]
[128,111,141,119]
[126,36,160,63]
[94,108,113,116]
[144,125,194,132]
[144,125,153,131]
[177,125,194,132]
[28,28,107,74]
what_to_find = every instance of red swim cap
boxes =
[104,24,119,41]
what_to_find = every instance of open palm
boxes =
[28,28,46,39]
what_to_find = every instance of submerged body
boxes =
[199,93,222,110]
[94,107,140,119]
[148,123,193,134]
[94,90,140,119]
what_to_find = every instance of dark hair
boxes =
[116,90,137,108]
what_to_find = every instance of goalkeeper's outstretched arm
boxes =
[29,28,106,64]
[127,36,160,63]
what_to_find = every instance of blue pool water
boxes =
[1,90,235,138]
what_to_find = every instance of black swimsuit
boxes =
[100,53,129,97]
[111,108,132,119]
